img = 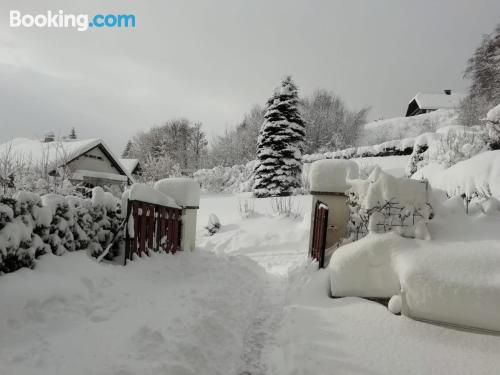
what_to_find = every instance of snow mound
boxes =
[309,159,359,193]
[349,168,428,210]
[330,232,407,298]
[155,178,200,207]
[388,294,402,314]
[330,211,500,331]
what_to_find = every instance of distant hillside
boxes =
[358,109,459,146]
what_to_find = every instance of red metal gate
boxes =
[124,200,182,265]
[310,201,329,268]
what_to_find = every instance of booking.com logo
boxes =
[9,10,136,32]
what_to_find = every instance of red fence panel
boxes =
[124,200,183,265]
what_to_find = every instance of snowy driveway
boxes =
[2,194,500,375]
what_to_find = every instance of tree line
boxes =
[122,88,370,180]
[459,22,500,126]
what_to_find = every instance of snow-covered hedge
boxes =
[358,109,459,146]
[303,137,415,164]
[0,188,123,275]
[193,160,256,193]
[347,168,432,241]
[406,126,488,177]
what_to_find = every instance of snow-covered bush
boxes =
[205,214,221,236]
[194,160,256,193]
[347,168,432,241]
[303,137,415,164]
[427,126,488,168]
[358,109,458,146]
[0,188,124,275]
[406,127,487,177]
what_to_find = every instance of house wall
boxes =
[67,147,122,175]
[309,194,349,253]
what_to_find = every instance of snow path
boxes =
[237,274,286,375]
[197,194,313,374]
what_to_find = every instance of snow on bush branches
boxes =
[347,168,432,241]
[0,187,123,275]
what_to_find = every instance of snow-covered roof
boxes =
[119,158,140,173]
[0,137,133,183]
[410,92,466,110]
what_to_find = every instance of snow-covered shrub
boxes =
[205,214,221,236]
[303,137,415,164]
[0,197,34,273]
[194,160,256,193]
[0,192,52,274]
[406,127,487,177]
[0,188,124,274]
[358,109,458,146]
[87,187,123,259]
[427,126,488,168]
[347,168,432,241]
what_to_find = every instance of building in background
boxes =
[405,90,465,116]
[0,137,134,188]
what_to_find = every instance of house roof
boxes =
[119,158,140,174]
[0,138,134,183]
[410,92,466,110]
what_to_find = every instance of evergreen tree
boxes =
[252,76,305,197]
[122,140,133,158]
[69,127,77,140]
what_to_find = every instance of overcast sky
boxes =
[1,0,499,154]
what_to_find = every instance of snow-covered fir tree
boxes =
[252,76,305,197]
[122,140,133,158]
[69,127,77,140]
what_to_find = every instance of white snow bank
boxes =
[330,209,500,332]
[128,183,180,209]
[398,242,500,332]
[154,178,200,207]
[414,150,500,198]
[330,232,409,298]
[309,159,359,193]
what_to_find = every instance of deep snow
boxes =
[2,177,500,375]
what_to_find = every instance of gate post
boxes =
[154,178,201,252]
[308,159,359,265]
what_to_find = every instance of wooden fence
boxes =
[310,200,329,268]
[124,200,182,265]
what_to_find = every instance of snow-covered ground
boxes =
[2,163,500,374]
